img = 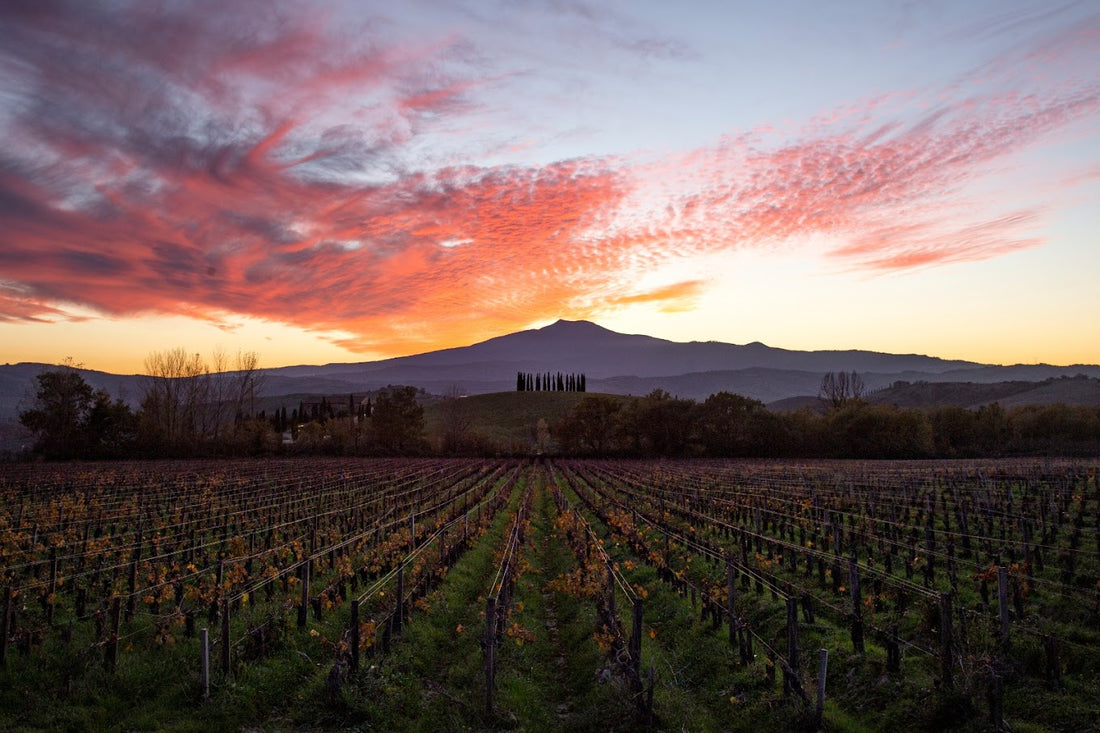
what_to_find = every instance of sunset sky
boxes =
[1,0,1098,374]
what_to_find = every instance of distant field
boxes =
[422,391,631,450]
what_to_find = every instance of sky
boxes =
[0,0,1097,374]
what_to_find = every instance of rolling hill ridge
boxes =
[3,320,1100,423]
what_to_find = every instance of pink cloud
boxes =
[627,79,1097,272]
[0,1,1096,357]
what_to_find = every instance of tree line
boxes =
[516,371,585,392]
[16,353,427,458]
[15,361,1100,460]
[553,389,1100,459]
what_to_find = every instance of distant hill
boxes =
[769,375,1100,412]
[4,320,1100,424]
[244,319,1100,404]
[271,319,984,380]
[0,362,144,423]
[867,375,1100,410]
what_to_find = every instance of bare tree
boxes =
[142,348,206,447]
[141,347,263,450]
[819,371,865,410]
[850,371,865,402]
[225,350,263,425]
[205,347,231,440]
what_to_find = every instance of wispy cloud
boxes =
[0,1,1096,355]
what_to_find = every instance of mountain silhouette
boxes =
[3,320,1099,423]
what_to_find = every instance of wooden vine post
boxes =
[0,585,11,667]
[47,548,58,625]
[849,557,864,654]
[607,564,616,617]
[940,592,954,689]
[886,623,901,674]
[816,649,829,725]
[220,598,231,676]
[630,598,644,678]
[1043,634,1061,689]
[127,526,144,621]
[726,555,738,652]
[200,627,210,700]
[784,596,800,697]
[395,563,404,637]
[105,596,121,673]
[297,561,310,629]
[484,595,497,715]
[997,566,1010,647]
[350,599,360,672]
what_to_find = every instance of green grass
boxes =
[3,459,1098,731]
[325,474,531,730]
[423,391,632,451]
[326,465,642,730]
[491,469,634,731]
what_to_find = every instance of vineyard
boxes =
[1,458,1098,731]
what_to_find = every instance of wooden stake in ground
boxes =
[849,557,864,654]
[105,596,121,673]
[0,585,11,667]
[298,561,310,630]
[484,595,497,716]
[200,627,210,700]
[940,593,954,689]
[220,598,230,676]
[997,566,1010,647]
[395,563,404,636]
[784,596,800,696]
[47,548,58,626]
[1044,634,1061,689]
[816,649,829,725]
[886,623,901,674]
[350,599,360,672]
[631,598,644,677]
[726,556,737,651]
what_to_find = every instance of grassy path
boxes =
[321,463,639,730]
[552,472,799,731]
[330,476,530,730]
[489,464,633,731]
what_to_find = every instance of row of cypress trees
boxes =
[516,371,585,392]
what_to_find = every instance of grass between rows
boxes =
[2,461,1096,731]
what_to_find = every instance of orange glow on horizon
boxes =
[1,2,1097,373]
